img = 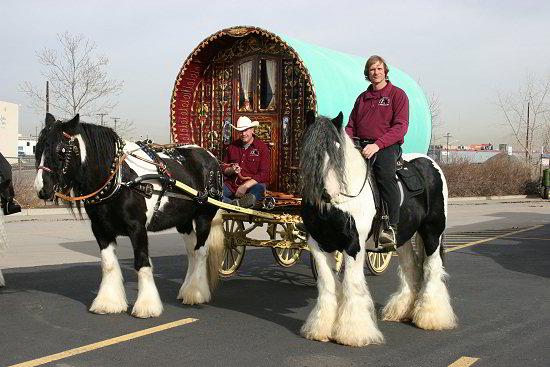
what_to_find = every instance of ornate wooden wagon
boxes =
[170,26,431,277]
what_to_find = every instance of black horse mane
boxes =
[299,115,347,204]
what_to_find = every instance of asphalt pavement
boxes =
[0,197,549,366]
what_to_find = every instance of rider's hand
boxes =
[235,184,248,198]
[362,144,380,159]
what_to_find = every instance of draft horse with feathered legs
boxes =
[34,113,225,318]
[299,112,457,347]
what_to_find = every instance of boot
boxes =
[378,224,397,248]
[228,193,256,209]
[2,195,21,215]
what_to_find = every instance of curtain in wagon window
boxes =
[265,60,277,109]
[239,61,253,111]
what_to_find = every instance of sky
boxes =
[1,0,549,147]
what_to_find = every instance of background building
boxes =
[0,101,19,162]
[17,135,38,157]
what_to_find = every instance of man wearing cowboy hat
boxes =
[222,116,270,208]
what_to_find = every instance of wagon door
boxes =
[232,56,280,190]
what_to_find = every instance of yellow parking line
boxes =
[9,318,198,367]
[445,225,544,253]
[448,356,479,367]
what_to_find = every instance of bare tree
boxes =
[427,91,441,145]
[21,32,123,120]
[497,75,550,163]
[112,119,136,140]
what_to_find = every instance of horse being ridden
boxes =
[34,113,225,318]
[300,112,457,347]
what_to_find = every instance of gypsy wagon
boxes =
[170,26,431,277]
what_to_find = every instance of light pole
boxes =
[444,133,452,163]
[110,117,120,132]
[96,113,107,126]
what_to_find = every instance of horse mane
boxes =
[299,115,347,204]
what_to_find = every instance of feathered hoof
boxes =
[131,299,163,318]
[382,299,414,323]
[178,285,211,305]
[331,327,384,347]
[412,301,457,330]
[89,297,128,315]
[300,324,331,343]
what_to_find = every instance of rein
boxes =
[325,147,370,204]
[54,152,127,202]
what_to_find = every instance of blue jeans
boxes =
[223,183,266,203]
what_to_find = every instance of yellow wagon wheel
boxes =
[365,251,393,275]
[268,222,303,267]
[219,218,246,278]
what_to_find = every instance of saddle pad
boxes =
[396,163,424,197]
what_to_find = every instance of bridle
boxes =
[38,131,127,203]
[37,131,81,194]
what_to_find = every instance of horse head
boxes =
[300,112,349,206]
[34,113,83,200]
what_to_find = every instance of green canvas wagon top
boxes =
[171,26,431,194]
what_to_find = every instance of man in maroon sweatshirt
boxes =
[223,116,270,208]
[345,55,409,248]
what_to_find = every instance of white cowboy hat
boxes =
[231,116,259,131]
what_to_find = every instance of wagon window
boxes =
[259,59,277,111]
[238,60,253,112]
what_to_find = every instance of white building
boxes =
[0,101,19,162]
[18,135,38,156]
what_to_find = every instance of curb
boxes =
[9,194,545,216]
[448,194,541,202]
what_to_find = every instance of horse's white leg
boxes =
[382,239,421,322]
[89,244,128,314]
[132,260,164,318]
[301,239,340,342]
[332,244,384,347]
[0,270,4,287]
[412,234,457,330]
[0,212,6,287]
[178,228,211,305]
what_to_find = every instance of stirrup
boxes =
[378,226,397,248]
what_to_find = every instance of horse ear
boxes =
[45,113,56,126]
[62,114,80,134]
[305,110,316,128]
[331,111,344,130]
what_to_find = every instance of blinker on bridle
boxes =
[38,131,80,175]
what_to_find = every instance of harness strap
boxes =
[54,153,127,202]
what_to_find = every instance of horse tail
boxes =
[206,208,225,291]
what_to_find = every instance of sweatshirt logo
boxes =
[379,97,390,106]
[250,149,260,157]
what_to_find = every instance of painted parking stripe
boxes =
[445,225,544,253]
[8,318,198,367]
[448,356,479,367]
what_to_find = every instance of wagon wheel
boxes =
[269,222,302,267]
[219,218,246,278]
[310,251,343,280]
[365,251,393,276]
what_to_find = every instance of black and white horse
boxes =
[34,113,225,318]
[300,113,457,346]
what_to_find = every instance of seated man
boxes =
[222,116,270,208]
[0,152,21,216]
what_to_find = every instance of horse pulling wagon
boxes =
[170,26,432,277]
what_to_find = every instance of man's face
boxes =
[239,127,254,145]
[368,61,386,84]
